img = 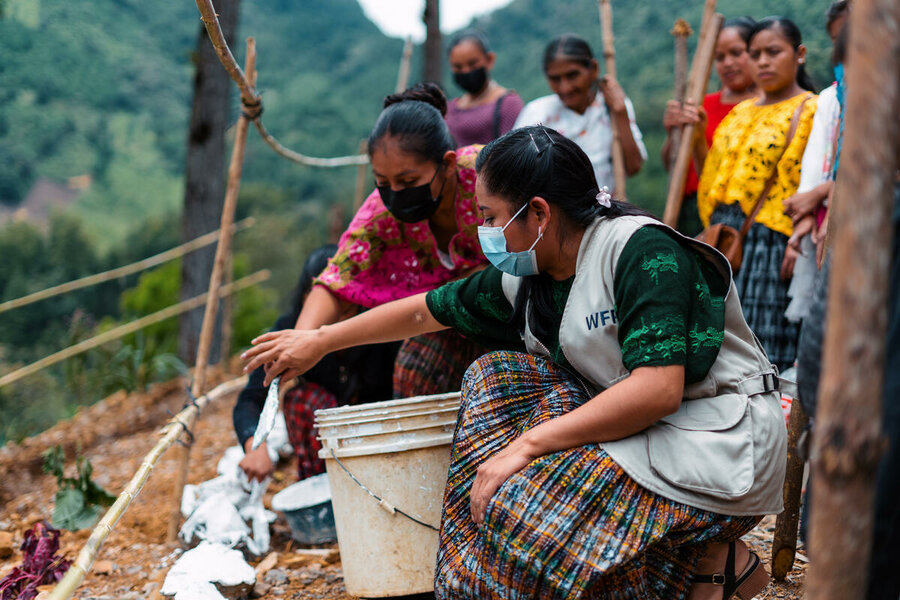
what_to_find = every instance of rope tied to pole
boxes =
[240,96,263,121]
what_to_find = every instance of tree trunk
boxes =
[423,0,441,84]
[179,0,240,364]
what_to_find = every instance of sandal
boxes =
[692,541,770,599]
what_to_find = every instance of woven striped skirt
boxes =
[711,203,799,371]
[435,351,758,599]
[392,330,486,399]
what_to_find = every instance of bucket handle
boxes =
[328,448,440,532]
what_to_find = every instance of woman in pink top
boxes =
[445,29,524,146]
[300,83,488,398]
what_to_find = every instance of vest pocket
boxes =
[648,394,754,499]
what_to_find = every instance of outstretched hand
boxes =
[241,329,326,386]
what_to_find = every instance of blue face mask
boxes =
[477,203,544,277]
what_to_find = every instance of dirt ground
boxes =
[0,368,807,599]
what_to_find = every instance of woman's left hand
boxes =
[469,438,536,526]
[598,75,627,115]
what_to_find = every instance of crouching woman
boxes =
[242,126,786,599]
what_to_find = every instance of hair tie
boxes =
[596,187,612,208]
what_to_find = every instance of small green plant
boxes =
[41,446,116,531]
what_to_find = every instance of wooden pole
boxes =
[354,139,369,211]
[47,376,248,600]
[166,38,257,543]
[220,250,234,363]
[597,0,626,198]
[662,9,721,227]
[0,218,254,315]
[807,0,900,595]
[668,19,693,171]
[423,0,442,83]
[0,271,268,390]
[772,400,809,580]
[395,36,413,94]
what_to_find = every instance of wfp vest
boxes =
[501,216,787,515]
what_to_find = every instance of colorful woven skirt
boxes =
[392,330,486,399]
[282,381,337,480]
[434,351,759,599]
[711,203,799,371]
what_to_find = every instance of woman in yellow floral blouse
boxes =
[697,17,817,371]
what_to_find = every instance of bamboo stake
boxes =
[220,250,234,363]
[668,19,693,171]
[662,9,722,227]
[0,271,269,390]
[46,376,249,600]
[772,400,809,580]
[167,37,257,543]
[807,0,899,595]
[192,0,367,168]
[395,36,413,94]
[353,139,369,211]
[597,0,626,198]
[0,218,254,315]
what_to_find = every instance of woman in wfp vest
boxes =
[242,126,785,600]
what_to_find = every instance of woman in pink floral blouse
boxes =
[297,84,488,397]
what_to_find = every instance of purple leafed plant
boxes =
[0,522,70,600]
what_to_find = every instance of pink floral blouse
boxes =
[314,145,485,308]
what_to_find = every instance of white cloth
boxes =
[513,93,647,190]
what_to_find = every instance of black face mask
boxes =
[453,67,488,95]
[377,166,446,223]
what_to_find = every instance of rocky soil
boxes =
[0,367,806,599]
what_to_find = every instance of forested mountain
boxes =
[0,0,837,227]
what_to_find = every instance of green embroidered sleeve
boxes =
[613,227,726,383]
[425,266,525,351]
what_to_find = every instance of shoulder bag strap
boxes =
[739,94,813,238]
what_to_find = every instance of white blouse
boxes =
[514,93,647,190]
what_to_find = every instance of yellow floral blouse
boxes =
[697,92,818,237]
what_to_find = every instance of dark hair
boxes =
[542,34,595,72]
[750,17,817,92]
[832,19,848,65]
[448,28,492,55]
[289,244,338,322]
[476,126,652,340]
[722,16,756,46]
[382,81,448,117]
[370,83,455,164]
[826,0,849,28]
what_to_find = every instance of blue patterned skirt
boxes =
[434,351,758,599]
[711,203,799,370]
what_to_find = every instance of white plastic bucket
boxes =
[315,392,460,597]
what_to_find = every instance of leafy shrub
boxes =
[0,522,70,600]
[41,445,115,531]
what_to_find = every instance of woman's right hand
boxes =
[239,440,274,482]
[241,328,327,386]
[663,100,704,130]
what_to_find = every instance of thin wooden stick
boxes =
[597,0,626,198]
[0,270,269,390]
[668,19,693,171]
[395,36,413,94]
[46,376,249,600]
[167,37,256,543]
[354,139,369,211]
[772,400,809,580]
[192,0,367,168]
[662,9,722,227]
[807,0,899,595]
[0,218,254,315]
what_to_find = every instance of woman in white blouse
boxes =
[514,34,647,193]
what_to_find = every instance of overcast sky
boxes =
[356,0,515,41]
